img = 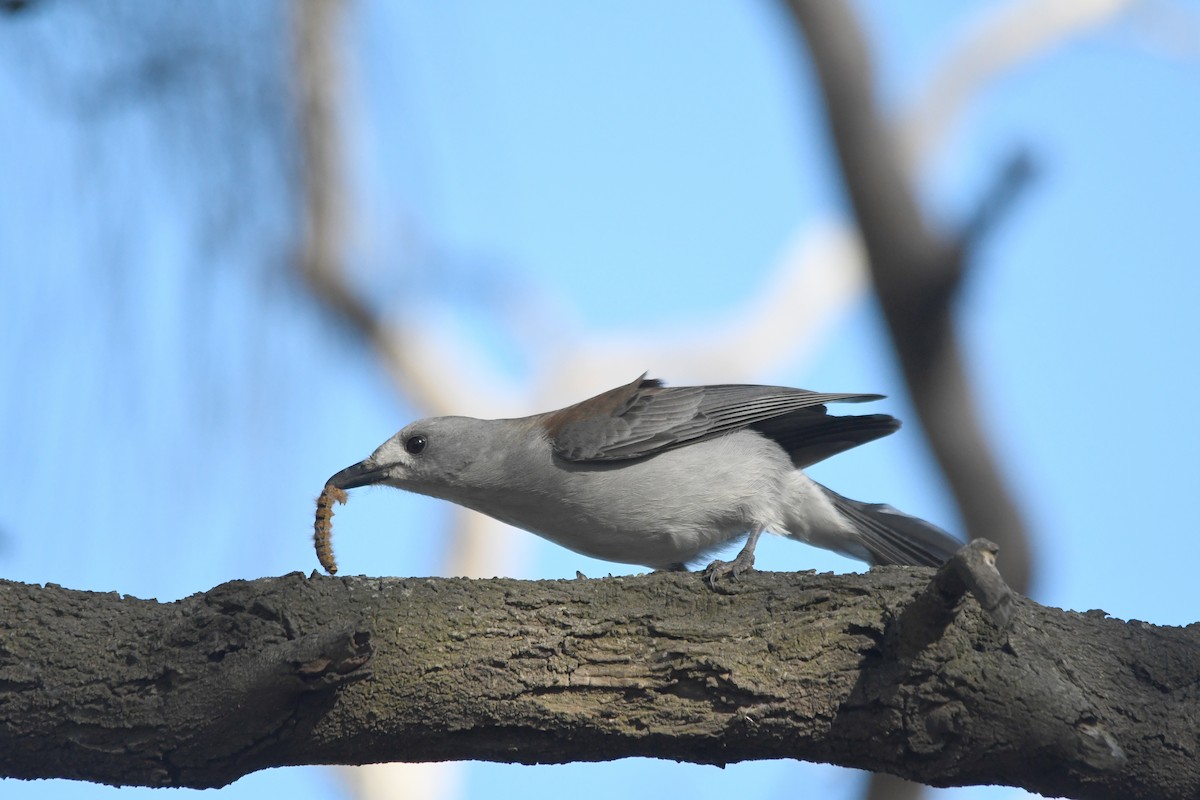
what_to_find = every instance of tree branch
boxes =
[1,562,1194,798]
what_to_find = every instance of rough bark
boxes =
[0,565,1195,798]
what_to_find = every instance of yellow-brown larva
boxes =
[314,483,348,575]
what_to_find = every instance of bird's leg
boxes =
[703,527,763,588]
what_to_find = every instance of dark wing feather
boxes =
[749,412,900,468]
[546,375,884,462]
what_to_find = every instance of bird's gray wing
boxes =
[545,374,883,462]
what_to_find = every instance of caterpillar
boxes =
[314,483,348,575]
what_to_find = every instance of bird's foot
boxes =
[702,528,763,589]
[702,550,755,589]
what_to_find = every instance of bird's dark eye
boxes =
[404,434,427,455]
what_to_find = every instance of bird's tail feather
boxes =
[820,485,962,567]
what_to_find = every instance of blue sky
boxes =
[2,2,1198,799]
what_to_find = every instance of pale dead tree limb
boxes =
[291,0,359,334]
[1,552,1193,799]
[290,0,451,414]
[899,0,1138,169]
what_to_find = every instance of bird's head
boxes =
[326,415,513,501]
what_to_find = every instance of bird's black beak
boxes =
[327,460,389,490]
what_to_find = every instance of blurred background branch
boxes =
[784,0,1036,591]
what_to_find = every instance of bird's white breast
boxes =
[459,429,795,568]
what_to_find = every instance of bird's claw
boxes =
[702,552,755,589]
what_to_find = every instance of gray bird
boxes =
[326,374,962,582]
